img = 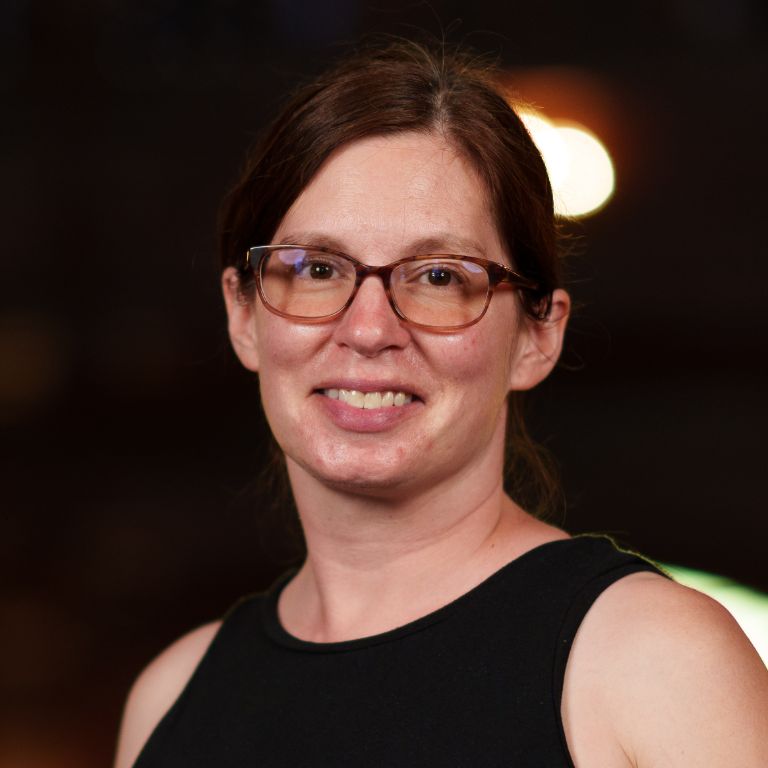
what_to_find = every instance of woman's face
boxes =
[224,132,567,498]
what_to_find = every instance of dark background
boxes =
[2,1,766,765]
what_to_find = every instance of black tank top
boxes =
[134,535,664,767]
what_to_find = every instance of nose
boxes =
[332,276,411,356]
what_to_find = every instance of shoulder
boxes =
[113,621,221,768]
[563,571,768,767]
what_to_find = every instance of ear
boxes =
[221,267,260,372]
[507,289,570,391]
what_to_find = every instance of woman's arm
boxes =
[113,621,221,768]
[564,573,768,767]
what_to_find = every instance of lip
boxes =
[313,390,422,433]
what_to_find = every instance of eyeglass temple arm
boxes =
[496,264,540,292]
[494,265,553,319]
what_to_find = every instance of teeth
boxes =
[327,389,414,409]
[363,392,382,409]
[343,389,365,408]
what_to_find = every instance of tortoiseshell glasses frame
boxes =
[242,244,541,331]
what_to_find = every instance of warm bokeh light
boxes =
[517,110,569,189]
[519,110,615,218]
[554,124,615,217]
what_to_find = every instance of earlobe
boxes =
[221,267,260,372]
[507,288,570,392]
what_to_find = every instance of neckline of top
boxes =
[260,535,609,654]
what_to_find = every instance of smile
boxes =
[322,388,414,409]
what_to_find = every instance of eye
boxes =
[426,267,453,286]
[307,262,333,279]
[295,258,338,280]
[411,263,467,287]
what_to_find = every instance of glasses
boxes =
[243,245,540,330]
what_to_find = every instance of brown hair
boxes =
[219,38,565,518]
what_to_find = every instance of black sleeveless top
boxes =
[134,536,664,767]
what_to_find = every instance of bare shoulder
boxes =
[563,571,768,768]
[113,621,221,768]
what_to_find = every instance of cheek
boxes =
[254,315,330,431]
[430,312,520,392]
[256,312,328,373]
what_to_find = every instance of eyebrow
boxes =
[276,231,488,258]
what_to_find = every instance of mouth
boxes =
[320,388,415,410]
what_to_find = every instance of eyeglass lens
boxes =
[258,247,491,327]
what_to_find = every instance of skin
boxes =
[114,133,768,768]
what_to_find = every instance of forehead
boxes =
[274,132,505,260]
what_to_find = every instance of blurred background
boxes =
[2,0,766,765]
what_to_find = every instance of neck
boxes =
[278,429,566,642]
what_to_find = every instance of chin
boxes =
[288,442,428,498]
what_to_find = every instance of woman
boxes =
[115,40,768,767]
